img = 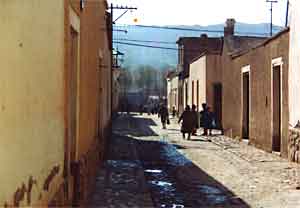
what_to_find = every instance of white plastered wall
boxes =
[289,0,300,127]
[188,56,206,109]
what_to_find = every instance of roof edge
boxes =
[231,27,290,59]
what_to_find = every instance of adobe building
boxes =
[166,71,179,112]
[287,0,300,163]
[176,35,223,114]
[188,37,223,127]
[222,19,290,156]
[0,0,112,206]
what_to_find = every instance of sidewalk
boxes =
[144,114,300,208]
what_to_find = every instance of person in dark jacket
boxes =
[172,106,177,118]
[191,104,199,136]
[178,105,197,140]
[200,103,210,136]
[207,106,215,136]
[158,104,169,129]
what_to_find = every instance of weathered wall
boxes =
[223,31,289,156]
[77,0,111,203]
[267,33,289,157]
[64,0,111,205]
[222,42,242,137]
[188,56,206,110]
[0,0,65,206]
[289,0,300,127]
[206,55,222,110]
[78,0,108,162]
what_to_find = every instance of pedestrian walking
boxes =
[178,105,197,140]
[191,104,199,136]
[158,104,169,129]
[207,106,216,136]
[139,104,144,115]
[172,106,177,118]
[200,103,210,136]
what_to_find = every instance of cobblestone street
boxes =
[89,113,300,208]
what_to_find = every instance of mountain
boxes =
[113,23,283,70]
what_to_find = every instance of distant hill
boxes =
[113,23,283,70]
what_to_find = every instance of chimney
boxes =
[200,33,208,39]
[224,18,235,37]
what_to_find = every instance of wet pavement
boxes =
[136,140,248,208]
[89,113,249,207]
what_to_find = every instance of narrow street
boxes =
[89,114,300,208]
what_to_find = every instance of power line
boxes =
[113,41,178,51]
[113,38,176,45]
[113,41,215,55]
[115,24,281,36]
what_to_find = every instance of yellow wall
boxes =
[0,0,65,205]
[75,0,111,160]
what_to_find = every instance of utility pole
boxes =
[109,4,137,68]
[285,0,290,27]
[266,0,278,36]
[109,4,137,113]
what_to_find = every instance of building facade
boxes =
[0,0,112,206]
[188,51,223,127]
[176,35,223,114]
[222,19,289,156]
[166,71,179,112]
[288,0,300,163]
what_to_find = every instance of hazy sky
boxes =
[108,0,288,26]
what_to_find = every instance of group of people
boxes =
[157,103,216,140]
[179,103,215,140]
[139,101,160,115]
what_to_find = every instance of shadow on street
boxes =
[89,114,250,208]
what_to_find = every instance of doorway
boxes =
[213,83,222,129]
[272,65,281,152]
[242,71,250,139]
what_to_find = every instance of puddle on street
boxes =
[150,181,173,187]
[138,141,231,207]
[198,185,222,194]
[145,169,163,173]
[161,204,185,208]
[106,160,140,169]
[206,194,228,204]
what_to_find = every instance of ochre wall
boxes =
[0,0,65,206]
[222,43,242,137]
[77,0,105,160]
[222,32,289,156]
[206,55,222,111]
[77,1,111,202]
[64,0,112,204]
